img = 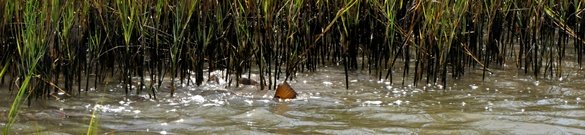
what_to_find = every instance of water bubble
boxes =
[246,121,255,126]
[175,119,184,123]
[393,100,403,105]
[391,90,401,94]
[485,102,493,111]
[533,81,540,86]
[470,84,478,90]
[192,95,205,103]
[362,101,382,106]
[210,99,225,105]
[244,100,253,105]
[258,99,270,103]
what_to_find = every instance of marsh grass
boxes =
[2,0,585,133]
[86,103,101,135]
[3,0,48,133]
[86,109,100,135]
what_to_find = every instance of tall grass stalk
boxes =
[4,0,47,133]
[86,104,101,135]
[169,0,199,96]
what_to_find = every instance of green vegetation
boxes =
[1,0,585,133]
[86,103,101,135]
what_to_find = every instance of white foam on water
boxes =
[393,100,403,106]
[191,95,205,104]
[362,100,383,106]
[470,84,479,90]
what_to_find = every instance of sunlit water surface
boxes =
[1,66,585,134]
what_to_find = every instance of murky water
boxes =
[1,65,585,134]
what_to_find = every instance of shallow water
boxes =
[1,65,585,134]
